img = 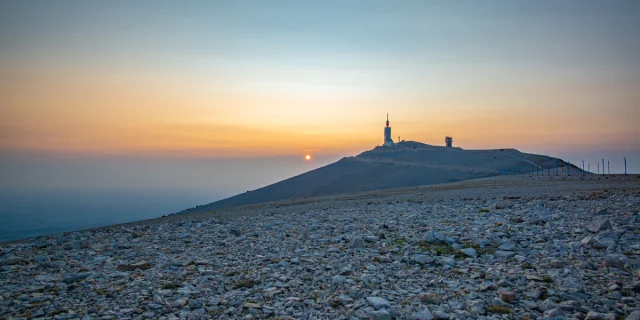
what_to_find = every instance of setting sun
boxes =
[305,155,311,161]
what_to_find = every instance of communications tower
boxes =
[383,114,394,146]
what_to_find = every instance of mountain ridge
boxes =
[181,141,571,213]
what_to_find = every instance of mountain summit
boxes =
[183,142,567,213]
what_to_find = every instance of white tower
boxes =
[383,114,394,146]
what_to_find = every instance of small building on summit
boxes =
[383,114,394,146]
[381,115,454,148]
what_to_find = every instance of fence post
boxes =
[602,159,605,175]
[624,157,627,175]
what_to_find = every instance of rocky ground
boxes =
[1,175,639,320]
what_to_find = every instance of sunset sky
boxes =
[1,1,639,169]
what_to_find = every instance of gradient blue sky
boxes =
[1,1,639,177]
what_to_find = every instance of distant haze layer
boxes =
[0,154,339,241]
[0,147,636,241]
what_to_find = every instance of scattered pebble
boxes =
[1,176,638,319]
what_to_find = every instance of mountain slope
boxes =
[183,141,571,213]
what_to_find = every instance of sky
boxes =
[1,0,639,179]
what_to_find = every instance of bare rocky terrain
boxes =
[1,175,639,320]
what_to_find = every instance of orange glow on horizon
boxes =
[1,64,638,158]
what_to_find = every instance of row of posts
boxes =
[498,157,628,176]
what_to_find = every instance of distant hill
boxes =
[181,141,575,213]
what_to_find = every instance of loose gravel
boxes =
[1,175,639,320]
